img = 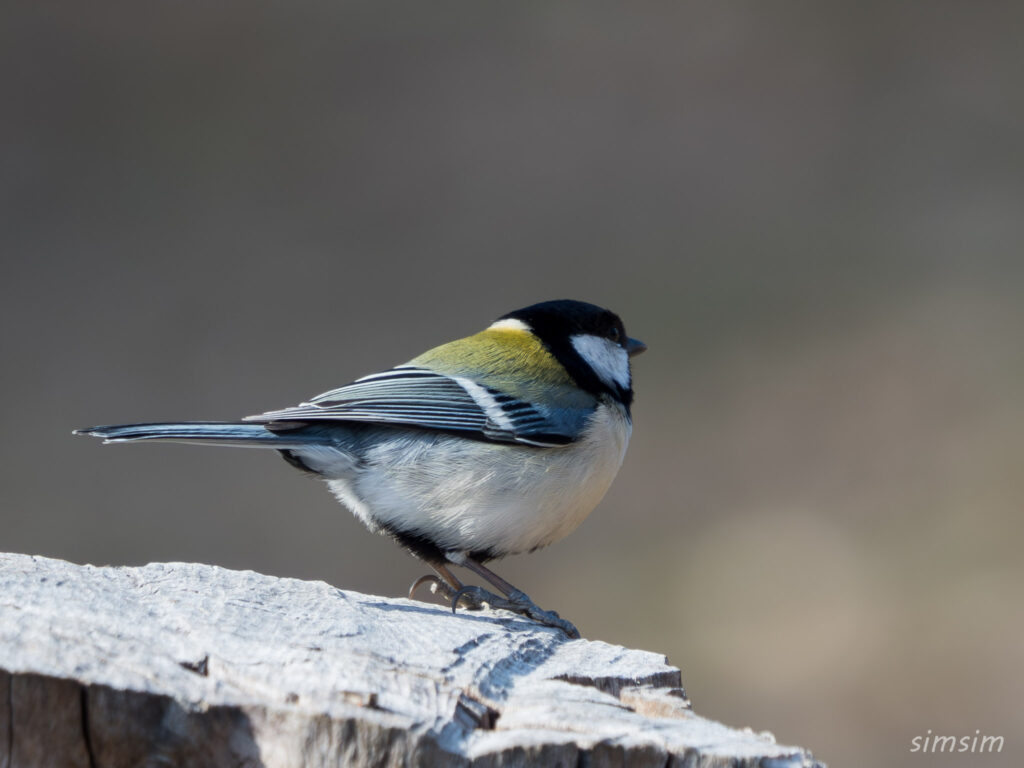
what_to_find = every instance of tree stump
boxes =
[0,553,823,767]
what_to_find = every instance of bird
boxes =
[75,299,645,638]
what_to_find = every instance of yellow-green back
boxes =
[409,327,590,408]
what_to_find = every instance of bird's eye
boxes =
[608,327,621,342]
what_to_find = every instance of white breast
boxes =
[321,402,632,557]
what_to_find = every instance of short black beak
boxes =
[626,337,647,357]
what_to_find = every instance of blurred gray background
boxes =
[3,2,1022,766]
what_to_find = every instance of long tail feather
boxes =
[73,421,320,449]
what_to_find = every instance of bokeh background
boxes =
[3,3,1022,765]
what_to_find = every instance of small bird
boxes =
[75,300,645,637]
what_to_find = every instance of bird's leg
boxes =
[459,557,580,639]
[408,564,493,611]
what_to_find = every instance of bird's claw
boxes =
[409,575,488,610]
[408,574,443,600]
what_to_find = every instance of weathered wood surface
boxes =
[0,553,823,767]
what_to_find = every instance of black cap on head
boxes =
[502,300,627,341]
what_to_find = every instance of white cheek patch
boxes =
[570,334,631,390]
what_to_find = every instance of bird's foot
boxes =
[409,575,580,639]
[408,574,488,610]
[453,585,580,639]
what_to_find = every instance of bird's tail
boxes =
[73,421,320,450]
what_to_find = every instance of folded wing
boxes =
[245,366,590,447]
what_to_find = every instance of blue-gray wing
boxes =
[244,367,592,447]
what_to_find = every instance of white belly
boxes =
[322,403,631,557]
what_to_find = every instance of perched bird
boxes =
[75,299,645,637]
